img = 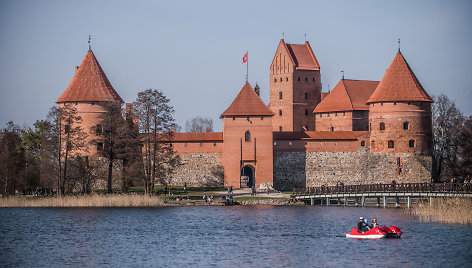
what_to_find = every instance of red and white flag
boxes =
[242,52,248,63]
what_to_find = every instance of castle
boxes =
[57,39,433,190]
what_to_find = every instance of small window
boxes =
[343,112,345,116]
[298,77,300,82]
[91,102,95,106]
[369,123,372,131]
[403,122,409,130]
[279,92,283,100]
[97,142,103,151]
[245,131,251,141]
[394,102,397,105]
[305,77,308,82]
[286,77,288,81]
[320,114,322,118]
[335,112,337,117]
[64,124,70,134]
[279,110,282,116]
[274,78,277,83]
[388,140,395,148]
[75,102,78,106]
[280,77,282,82]
[213,143,216,146]
[305,92,308,99]
[361,141,365,147]
[409,140,415,148]
[233,117,235,120]
[327,113,330,117]
[305,109,308,115]
[261,116,264,120]
[380,122,385,130]
[312,78,315,82]
[279,126,283,132]
[184,143,188,148]
[200,143,203,147]
[330,126,335,131]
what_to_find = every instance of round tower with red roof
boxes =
[367,50,433,154]
[56,48,124,156]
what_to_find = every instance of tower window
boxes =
[64,124,70,134]
[380,122,386,130]
[320,114,322,118]
[279,92,283,100]
[286,77,288,81]
[279,126,283,132]
[280,77,282,82]
[200,143,203,147]
[298,77,300,82]
[305,77,308,82]
[403,122,409,130]
[97,142,103,151]
[305,92,308,99]
[330,126,335,131]
[388,140,395,148]
[274,78,277,82]
[245,131,251,141]
[361,141,365,147]
[409,140,415,148]
[313,78,315,82]
[305,109,308,115]
[261,116,264,120]
[369,123,372,131]
[279,110,282,116]
[233,117,235,120]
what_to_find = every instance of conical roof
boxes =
[56,50,123,103]
[220,82,274,118]
[367,51,432,103]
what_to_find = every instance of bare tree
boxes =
[0,121,25,195]
[134,89,179,195]
[432,94,465,181]
[185,116,213,132]
[457,116,472,178]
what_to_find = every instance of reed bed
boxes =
[410,197,472,225]
[0,194,165,207]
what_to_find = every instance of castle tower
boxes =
[367,51,433,154]
[56,48,124,156]
[220,82,274,188]
[268,39,322,132]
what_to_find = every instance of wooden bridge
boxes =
[292,183,472,208]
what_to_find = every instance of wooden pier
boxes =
[292,183,472,208]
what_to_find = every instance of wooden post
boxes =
[344,197,347,206]
[326,197,330,206]
[310,197,314,206]
[383,196,387,208]
[407,196,411,209]
[361,196,365,207]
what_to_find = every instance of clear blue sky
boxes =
[1,0,471,131]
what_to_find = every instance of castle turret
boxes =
[56,49,124,156]
[367,51,433,154]
[268,40,321,132]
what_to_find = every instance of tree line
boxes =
[0,89,186,196]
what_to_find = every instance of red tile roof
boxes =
[57,50,123,103]
[220,82,274,118]
[274,131,368,140]
[286,40,320,70]
[367,51,432,103]
[313,79,379,113]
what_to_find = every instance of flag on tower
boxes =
[242,52,248,63]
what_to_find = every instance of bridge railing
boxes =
[293,183,472,196]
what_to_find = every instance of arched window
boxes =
[305,109,308,115]
[245,131,251,141]
[403,122,409,130]
[279,92,283,100]
[279,126,283,132]
[380,122,386,130]
[388,140,395,148]
[280,77,282,82]
[409,140,415,148]
[330,126,335,131]
[279,110,282,116]
[361,141,365,147]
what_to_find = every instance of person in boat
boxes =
[371,218,379,228]
[357,217,365,232]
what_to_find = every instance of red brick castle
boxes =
[57,40,433,190]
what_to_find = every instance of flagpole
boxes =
[246,51,248,82]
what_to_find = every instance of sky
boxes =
[0,0,471,131]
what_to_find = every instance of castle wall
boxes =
[273,148,432,190]
[314,110,369,131]
[168,153,224,187]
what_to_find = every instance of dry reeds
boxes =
[410,197,472,225]
[0,194,165,207]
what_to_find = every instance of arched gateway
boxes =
[241,165,255,188]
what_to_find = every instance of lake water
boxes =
[1,206,471,267]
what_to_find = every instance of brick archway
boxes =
[241,165,255,188]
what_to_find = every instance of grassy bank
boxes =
[0,194,165,207]
[410,197,472,225]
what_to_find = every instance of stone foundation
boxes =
[168,153,224,187]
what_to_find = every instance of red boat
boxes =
[346,226,402,239]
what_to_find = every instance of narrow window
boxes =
[305,109,308,115]
[327,113,330,117]
[64,124,70,134]
[330,126,335,131]
[245,131,251,141]
[394,102,397,105]
[409,140,415,148]
[233,117,235,120]
[286,77,288,81]
[335,112,338,117]
[388,140,395,148]
[279,110,282,116]
[274,78,277,82]
[298,77,300,82]
[361,141,365,147]
[320,114,323,118]
[403,122,409,130]
[279,92,283,100]
[313,78,315,82]
[305,92,308,99]
[213,143,216,146]
[305,77,308,82]
[200,143,203,147]
[184,143,188,148]
[369,123,372,131]
[380,122,385,130]
[261,116,264,120]
[280,77,282,82]
[371,140,375,149]
[279,126,283,132]
[97,142,103,151]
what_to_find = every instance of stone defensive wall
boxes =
[169,132,224,187]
